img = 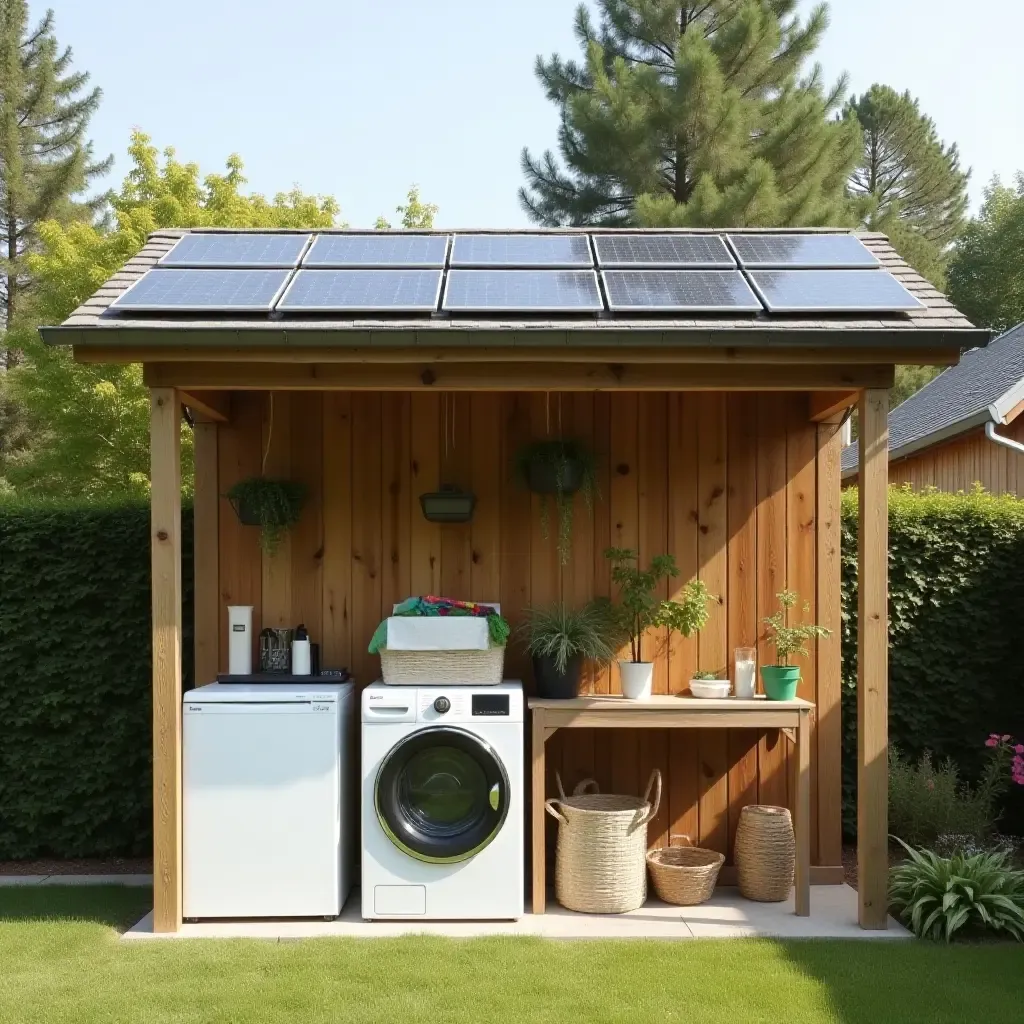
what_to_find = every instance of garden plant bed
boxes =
[0,857,153,876]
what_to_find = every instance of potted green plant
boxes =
[522,599,622,699]
[226,477,307,555]
[516,438,597,565]
[605,547,712,700]
[760,589,831,700]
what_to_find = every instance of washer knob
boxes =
[433,696,451,714]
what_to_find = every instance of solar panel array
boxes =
[108,231,925,316]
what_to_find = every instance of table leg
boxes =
[794,711,811,916]
[531,712,546,915]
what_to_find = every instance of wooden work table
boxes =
[528,694,814,916]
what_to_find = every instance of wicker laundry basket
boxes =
[734,804,795,902]
[545,771,661,914]
[647,838,724,906]
[379,646,504,685]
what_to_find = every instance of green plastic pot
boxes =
[760,665,801,701]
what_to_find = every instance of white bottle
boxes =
[227,605,253,675]
[292,623,311,676]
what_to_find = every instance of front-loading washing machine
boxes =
[361,681,523,920]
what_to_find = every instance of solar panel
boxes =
[727,233,879,269]
[443,270,603,312]
[158,233,310,268]
[594,234,735,268]
[276,269,443,312]
[108,269,292,312]
[303,234,448,268]
[602,270,762,312]
[450,234,593,268]
[747,270,925,313]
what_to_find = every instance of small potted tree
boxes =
[760,589,831,700]
[522,599,621,699]
[516,438,598,565]
[227,478,307,555]
[605,547,712,700]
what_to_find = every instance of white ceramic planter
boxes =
[619,660,654,700]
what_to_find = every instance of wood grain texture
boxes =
[192,421,219,687]
[150,388,182,934]
[322,393,353,673]
[409,393,442,597]
[290,393,323,639]
[816,420,844,868]
[260,392,292,629]
[858,388,890,928]
[351,393,382,686]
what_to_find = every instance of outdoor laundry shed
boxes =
[41,227,986,934]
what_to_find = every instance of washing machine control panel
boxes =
[432,696,451,714]
[413,685,524,723]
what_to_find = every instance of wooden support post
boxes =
[531,710,547,915]
[150,387,183,933]
[192,421,219,686]
[857,388,889,929]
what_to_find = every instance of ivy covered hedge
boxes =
[0,500,193,858]
[841,487,1024,836]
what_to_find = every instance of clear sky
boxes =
[32,0,1024,228]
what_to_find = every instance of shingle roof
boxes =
[841,321,1024,475]
[42,227,983,348]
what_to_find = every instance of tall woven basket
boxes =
[734,804,795,902]
[545,771,661,914]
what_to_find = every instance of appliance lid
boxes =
[185,681,351,703]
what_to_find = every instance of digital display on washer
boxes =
[472,693,510,716]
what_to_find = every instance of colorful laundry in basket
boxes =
[368,595,511,653]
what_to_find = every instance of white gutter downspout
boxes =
[984,404,1024,456]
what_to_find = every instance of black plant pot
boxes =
[526,456,585,496]
[229,494,264,527]
[532,653,582,700]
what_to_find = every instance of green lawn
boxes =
[1,887,1022,1024]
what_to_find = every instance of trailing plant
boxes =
[889,837,1024,942]
[692,670,720,681]
[604,548,711,663]
[521,600,622,674]
[763,589,830,666]
[516,437,598,565]
[226,477,306,555]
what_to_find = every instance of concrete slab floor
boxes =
[123,885,910,941]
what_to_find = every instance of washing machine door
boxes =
[375,725,511,864]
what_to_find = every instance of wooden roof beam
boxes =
[809,390,859,423]
[179,390,230,423]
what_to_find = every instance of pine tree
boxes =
[0,2,109,364]
[847,84,968,287]
[520,1,862,227]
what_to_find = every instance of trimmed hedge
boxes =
[2,489,1023,857]
[841,487,1024,836]
[0,500,193,858]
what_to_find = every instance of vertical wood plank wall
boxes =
[207,390,843,867]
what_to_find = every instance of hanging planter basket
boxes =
[525,454,586,496]
[226,478,307,554]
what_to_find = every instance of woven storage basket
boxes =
[646,838,724,906]
[545,770,661,914]
[379,646,504,685]
[734,804,795,902]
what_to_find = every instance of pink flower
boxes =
[985,737,999,747]
[1003,735,1012,742]
[1015,744,1024,755]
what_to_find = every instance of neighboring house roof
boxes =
[41,227,984,350]
[842,321,1024,477]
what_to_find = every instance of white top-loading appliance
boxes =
[183,682,355,919]
[361,681,524,920]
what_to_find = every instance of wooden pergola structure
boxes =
[43,227,986,934]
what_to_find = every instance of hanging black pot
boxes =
[419,485,476,524]
[229,493,264,527]
[525,455,585,496]
[532,653,582,700]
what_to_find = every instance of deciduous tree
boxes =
[520,0,861,227]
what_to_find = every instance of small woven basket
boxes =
[545,771,661,914]
[379,646,504,685]
[646,838,724,906]
[734,804,795,902]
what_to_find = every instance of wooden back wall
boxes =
[194,390,844,869]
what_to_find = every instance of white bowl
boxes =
[690,679,731,699]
